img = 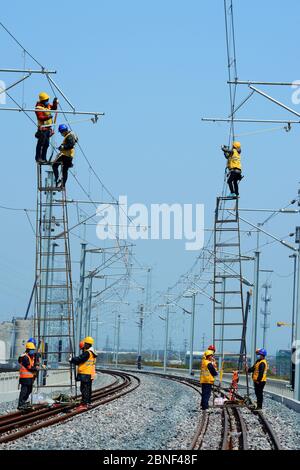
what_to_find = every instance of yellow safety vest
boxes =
[36,103,53,128]
[61,132,75,158]
[78,350,96,375]
[200,358,215,384]
[227,148,242,171]
[252,359,268,382]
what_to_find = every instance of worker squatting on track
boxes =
[35,91,78,188]
[221,141,243,197]
[247,348,268,410]
[69,336,97,411]
[200,349,218,411]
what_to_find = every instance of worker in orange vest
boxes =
[18,342,39,410]
[70,336,97,410]
[35,91,58,163]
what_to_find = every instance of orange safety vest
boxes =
[19,353,35,379]
[35,102,53,130]
[78,350,96,376]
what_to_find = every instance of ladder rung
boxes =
[38,252,68,256]
[215,228,239,232]
[215,243,239,247]
[215,274,240,278]
[39,352,72,355]
[214,338,243,341]
[38,268,71,272]
[42,335,72,338]
[37,301,73,305]
[39,187,64,192]
[216,219,237,224]
[215,258,241,263]
[215,291,241,294]
[40,235,66,240]
[217,196,238,201]
[214,322,244,326]
[215,306,242,310]
[39,285,69,288]
[37,317,73,321]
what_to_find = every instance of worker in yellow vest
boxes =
[200,350,218,410]
[247,348,268,410]
[52,124,77,188]
[17,342,39,410]
[70,336,97,410]
[221,141,243,197]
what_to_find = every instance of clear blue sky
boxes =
[0,0,300,355]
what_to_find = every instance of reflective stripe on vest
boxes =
[36,103,53,129]
[200,358,215,384]
[19,353,35,379]
[227,148,242,170]
[252,359,268,382]
[78,350,96,375]
[61,132,75,158]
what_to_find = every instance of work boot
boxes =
[76,403,88,411]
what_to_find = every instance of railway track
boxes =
[0,370,140,444]
[120,368,282,450]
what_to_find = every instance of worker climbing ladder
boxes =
[34,163,76,396]
[213,196,250,396]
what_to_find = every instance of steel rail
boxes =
[0,371,139,443]
[122,369,282,450]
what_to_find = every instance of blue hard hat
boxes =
[27,337,37,346]
[257,348,267,356]
[58,124,68,133]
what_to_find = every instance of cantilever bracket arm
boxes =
[0,74,31,96]
[0,68,56,74]
[0,107,105,117]
[228,210,298,252]
[249,85,300,119]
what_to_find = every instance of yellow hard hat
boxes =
[39,91,50,101]
[204,350,213,357]
[233,141,241,149]
[26,342,36,350]
[83,336,94,345]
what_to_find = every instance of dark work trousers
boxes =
[227,170,242,196]
[254,381,266,408]
[35,130,51,162]
[18,379,33,407]
[80,378,92,404]
[201,383,213,410]
[52,155,73,187]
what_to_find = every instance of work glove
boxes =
[69,354,73,363]
[53,97,59,104]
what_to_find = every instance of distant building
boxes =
[0,318,33,363]
[276,350,291,377]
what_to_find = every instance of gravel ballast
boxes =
[0,373,201,450]
[1,371,300,450]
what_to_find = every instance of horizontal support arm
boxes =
[0,68,56,74]
[0,107,104,117]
